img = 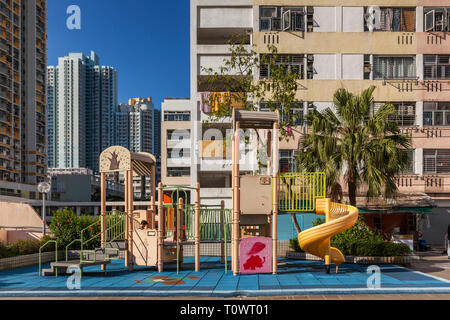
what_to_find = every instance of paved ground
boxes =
[0,256,449,299]
[409,249,450,281]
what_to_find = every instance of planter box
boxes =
[286,251,420,265]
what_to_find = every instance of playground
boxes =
[3,109,449,298]
[1,257,450,298]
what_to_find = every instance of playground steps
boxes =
[41,260,112,276]
[104,241,127,250]
[41,245,123,276]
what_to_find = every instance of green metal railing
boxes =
[105,211,126,242]
[65,239,81,262]
[80,210,126,264]
[39,240,58,277]
[278,172,326,212]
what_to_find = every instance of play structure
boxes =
[40,111,359,277]
[230,110,359,275]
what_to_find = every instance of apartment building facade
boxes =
[161,0,450,244]
[114,98,161,200]
[0,0,47,199]
[47,51,118,174]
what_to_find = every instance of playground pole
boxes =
[195,183,201,272]
[267,130,272,175]
[158,182,164,273]
[324,198,332,274]
[232,121,240,276]
[150,166,156,229]
[220,200,225,264]
[177,197,183,273]
[272,121,279,275]
[124,168,129,268]
[100,172,106,271]
[128,165,134,271]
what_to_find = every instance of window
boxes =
[164,111,190,122]
[373,56,416,80]
[167,167,190,177]
[424,55,450,80]
[279,150,297,173]
[364,55,372,80]
[403,150,415,174]
[260,6,307,32]
[423,102,450,126]
[381,102,416,127]
[167,129,190,141]
[167,148,190,159]
[260,54,305,78]
[424,149,450,174]
[365,7,416,32]
[260,102,304,126]
[424,8,450,32]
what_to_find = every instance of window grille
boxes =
[424,55,450,80]
[424,149,450,174]
[373,56,416,80]
[423,102,450,126]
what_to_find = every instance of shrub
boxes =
[48,208,80,248]
[289,237,302,252]
[0,241,15,259]
[14,239,41,256]
[310,216,411,257]
[49,208,101,250]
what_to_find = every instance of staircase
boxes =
[40,211,126,277]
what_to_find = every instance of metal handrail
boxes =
[39,240,58,277]
[65,239,81,262]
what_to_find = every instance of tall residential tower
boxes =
[0,0,47,199]
[47,51,118,173]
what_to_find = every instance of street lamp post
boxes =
[38,182,51,235]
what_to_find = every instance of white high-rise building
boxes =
[47,51,118,173]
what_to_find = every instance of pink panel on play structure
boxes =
[240,237,272,274]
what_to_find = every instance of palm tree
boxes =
[297,86,412,207]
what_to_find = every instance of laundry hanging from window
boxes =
[374,7,415,32]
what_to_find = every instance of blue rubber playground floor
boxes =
[1,257,450,298]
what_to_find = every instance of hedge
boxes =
[289,216,412,257]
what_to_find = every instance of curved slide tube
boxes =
[298,199,358,274]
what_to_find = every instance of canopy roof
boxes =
[99,146,156,176]
[233,109,279,129]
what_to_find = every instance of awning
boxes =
[359,207,433,215]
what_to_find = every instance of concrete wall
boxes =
[198,7,253,28]
[0,202,44,244]
[420,204,450,246]
[342,7,364,32]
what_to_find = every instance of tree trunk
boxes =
[347,177,357,207]
[291,212,301,234]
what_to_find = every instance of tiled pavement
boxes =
[0,257,450,298]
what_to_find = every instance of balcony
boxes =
[396,175,450,195]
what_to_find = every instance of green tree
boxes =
[297,86,412,206]
[200,36,303,138]
[49,208,100,249]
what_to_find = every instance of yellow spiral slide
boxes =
[298,198,359,274]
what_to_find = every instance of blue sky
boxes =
[47,0,191,109]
